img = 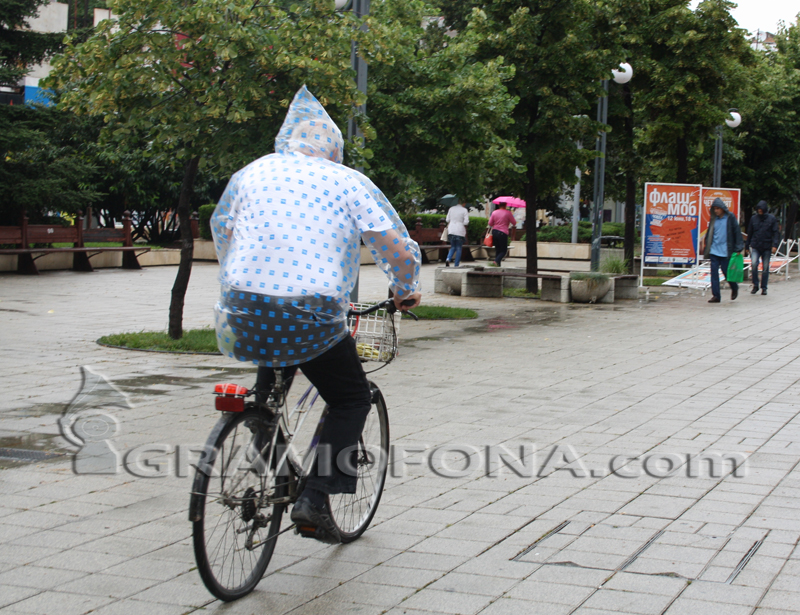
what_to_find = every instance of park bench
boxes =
[0,211,150,275]
[436,266,638,302]
[407,218,484,264]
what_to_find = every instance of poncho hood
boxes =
[755,200,769,214]
[274,86,343,164]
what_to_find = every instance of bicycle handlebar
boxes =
[348,298,418,321]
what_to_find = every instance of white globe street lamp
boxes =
[726,110,742,128]
[611,62,633,85]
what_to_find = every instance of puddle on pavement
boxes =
[111,367,255,397]
[0,433,68,469]
[4,403,66,418]
[2,367,256,417]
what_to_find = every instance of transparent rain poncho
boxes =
[211,86,421,367]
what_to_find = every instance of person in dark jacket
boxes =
[702,198,744,303]
[745,200,780,295]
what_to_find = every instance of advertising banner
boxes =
[642,183,702,267]
[699,188,741,256]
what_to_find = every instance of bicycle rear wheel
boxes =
[328,383,389,543]
[190,410,286,601]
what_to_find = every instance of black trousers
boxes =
[256,335,371,494]
[492,229,509,265]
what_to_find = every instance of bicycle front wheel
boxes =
[190,410,285,601]
[328,383,389,543]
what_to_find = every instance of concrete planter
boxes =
[570,276,612,303]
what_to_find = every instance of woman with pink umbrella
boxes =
[488,197,521,266]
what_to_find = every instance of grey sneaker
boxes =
[291,496,341,544]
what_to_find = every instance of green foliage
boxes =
[399,213,488,245]
[467,217,488,245]
[0,0,96,223]
[366,0,521,210]
[599,254,629,274]
[726,22,800,211]
[459,0,617,203]
[642,277,667,286]
[530,221,636,244]
[503,287,540,299]
[400,213,444,229]
[198,204,216,240]
[536,225,589,243]
[48,0,362,177]
[613,0,755,186]
[0,105,102,224]
[98,329,219,353]
[0,0,64,86]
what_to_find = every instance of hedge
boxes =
[524,221,639,244]
[399,213,488,245]
[198,203,215,240]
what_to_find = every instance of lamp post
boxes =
[335,0,369,301]
[712,109,741,187]
[590,62,632,272]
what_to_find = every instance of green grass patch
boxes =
[98,328,220,353]
[642,277,668,286]
[402,305,477,320]
[503,287,540,299]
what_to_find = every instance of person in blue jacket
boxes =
[702,198,744,303]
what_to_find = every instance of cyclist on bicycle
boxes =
[210,86,422,543]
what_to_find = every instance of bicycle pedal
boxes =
[295,524,340,545]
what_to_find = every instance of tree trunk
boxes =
[168,156,200,339]
[524,165,539,293]
[676,136,689,183]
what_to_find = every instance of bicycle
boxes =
[188,298,416,602]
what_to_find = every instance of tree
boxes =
[631,0,754,184]
[49,0,362,338]
[0,0,62,87]
[0,0,98,225]
[726,19,800,233]
[449,1,619,291]
[365,0,521,211]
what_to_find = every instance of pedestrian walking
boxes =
[745,200,780,295]
[703,198,744,303]
[488,203,516,266]
[445,201,470,267]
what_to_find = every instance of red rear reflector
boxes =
[215,396,245,412]
[214,383,249,396]
[213,383,248,412]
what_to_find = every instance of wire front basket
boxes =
[348,303,399,364]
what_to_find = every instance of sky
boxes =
[690,0,799,34]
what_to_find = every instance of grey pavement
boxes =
[1,260,800,615]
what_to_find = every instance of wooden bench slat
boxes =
[83,229,126,242]
[26,226,79,243]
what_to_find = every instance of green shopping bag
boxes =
[727,252,744,284]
